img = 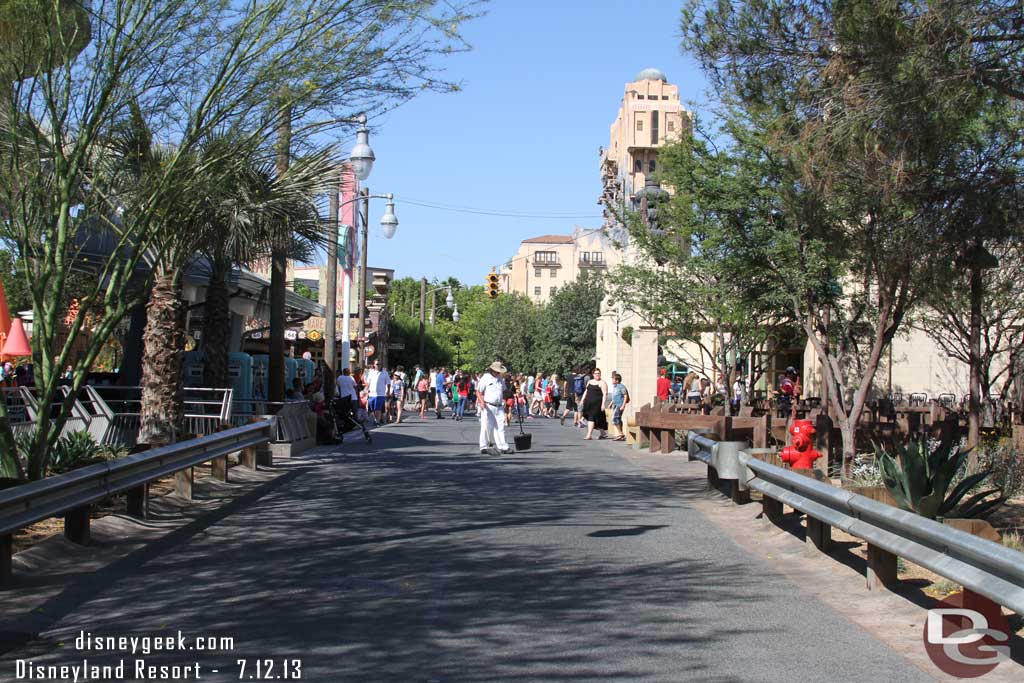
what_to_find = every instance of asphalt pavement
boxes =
[0,411,934,682]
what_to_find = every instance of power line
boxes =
[394,195,604,220]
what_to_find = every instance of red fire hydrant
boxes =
[780,419,822,469]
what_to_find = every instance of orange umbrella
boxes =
[0,277,11,362]
[1,318,31,357]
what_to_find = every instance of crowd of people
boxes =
[311,359,634,448]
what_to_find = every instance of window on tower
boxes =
[634,159,642,173]
[651,110,659,145]
[649,160,656,173]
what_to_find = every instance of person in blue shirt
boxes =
[434,367,448,419]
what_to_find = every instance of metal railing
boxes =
[686,430,1024,614]
[0,422,272,541]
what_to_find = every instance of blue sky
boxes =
[357,0,709,285]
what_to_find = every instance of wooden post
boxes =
[211,455,229,482]
[649,428,662,453]
[806,517,830,553]
[175,467,194,500]
[64,506,91,545]
[815,413,833,476]
[126,484,149,519]
[240,446,257,469]
[730,480,750,504]
[256,444,273,467]
[1,534,11,583]
[762,496,784,525]
[866,543,898,590]
[660,429,675,454]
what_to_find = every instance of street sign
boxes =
[388,342,405,350]
[365,344,375,357]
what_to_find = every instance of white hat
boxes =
[489,361,507,374]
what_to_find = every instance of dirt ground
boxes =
[11,461,225,555]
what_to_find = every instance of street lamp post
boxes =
[325,192,396,373]
[324,115,375,389]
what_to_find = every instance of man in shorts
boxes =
[365,360,389,425]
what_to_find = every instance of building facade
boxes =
[595,68,691,417]
[500,228,621,304]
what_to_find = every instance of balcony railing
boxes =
[580,254,606,267]
[533,254,560,266]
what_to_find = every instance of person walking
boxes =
[416,373,430,419]
[581,368,609,440]
[365,360,389,425]
[434,366,448,419]
[656,367,671,403]
[609,372,630,440]
[477,361,512,454]
[335,367,371,442]
[571,369,588,428]
[454,372,471,421]
[387,370,405,424]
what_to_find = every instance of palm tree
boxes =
[198,146,341,388]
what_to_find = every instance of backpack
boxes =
[573,375,586,395]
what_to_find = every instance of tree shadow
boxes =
[0,422,932,682]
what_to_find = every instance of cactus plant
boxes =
[874,435,1004,520]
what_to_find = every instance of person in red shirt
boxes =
[656,368,672,402]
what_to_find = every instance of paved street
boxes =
[0,415,932,682]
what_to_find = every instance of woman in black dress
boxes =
[581,368,609,440]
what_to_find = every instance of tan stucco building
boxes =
[500,228,621,305]
[595,68,691,418]
[595,70,986,410]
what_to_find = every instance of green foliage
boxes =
[47,431,116,476]
[294,282,317,301]
[875,437,1003,520]
[535,270,604,375]
[470,293,540,374]
[0,247,31,314]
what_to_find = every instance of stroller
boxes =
[332,396,372,443]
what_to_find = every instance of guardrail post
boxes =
[866,543,898,590]
[126,484,149,519]
[806,517,830,553]
[256,443,273,467]
[730,481,750,504]
[211,455,229,482]
[175,467,194,500]
[1,534,11,582]
[64,506,90,544]
[762,496,784,525]
[240,446,257,469]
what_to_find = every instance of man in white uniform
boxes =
[477,360,512,454]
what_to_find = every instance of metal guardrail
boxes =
[0,422,272,540]
[686,430,1024,615]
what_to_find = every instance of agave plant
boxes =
[48,431,109,475]
[875,435,1004,520]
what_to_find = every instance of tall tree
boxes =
[681,0,1023,470]
[536,270,604,375]
[0,0,479,478]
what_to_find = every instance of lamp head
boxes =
[380,199,398,239]
[452,306,460,323]
[445,287,455,309]
[349,125,375,181]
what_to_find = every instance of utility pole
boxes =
[323,189,339,399]
[268,100,291,404]
[356,188,370,367]
[418,276,426,368]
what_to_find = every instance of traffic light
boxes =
[486,271,500,299]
